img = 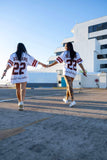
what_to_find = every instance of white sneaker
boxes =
[69,101,76,107]
[18,101,24,111]
[63,98,68,104]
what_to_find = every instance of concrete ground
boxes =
[0,88,107,160]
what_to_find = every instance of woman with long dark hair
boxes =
[2,43,45,111]
[46,42,87,107]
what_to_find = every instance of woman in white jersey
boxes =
[46,42,87,107]
[1,43,45,111]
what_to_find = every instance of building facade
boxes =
[48,16,107,75]
[37,16,107,88]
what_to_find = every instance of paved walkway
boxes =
[0,88,107,160]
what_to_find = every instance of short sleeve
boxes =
[27,55,38,67]
[56,52,65,63]
[76,53,83,64]
[8,54,14,67]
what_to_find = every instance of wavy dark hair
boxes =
[16,43,27,61]
[66,42,76,60]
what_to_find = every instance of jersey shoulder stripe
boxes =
[56,57,63,63]
[8,59,13,66]
[77,58,82,63]
[32,59,38,67]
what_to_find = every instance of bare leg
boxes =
[68,79,74,101]
[66,88,69,100]
[64,76,74,101]
[64,76,69,100]
[16,83,21,102]
[21,82,27,102]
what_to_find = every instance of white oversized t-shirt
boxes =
[8,52,38,84]
[56,51,83,78]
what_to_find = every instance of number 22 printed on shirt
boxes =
[66,59,76,71]
[12,62,26,75]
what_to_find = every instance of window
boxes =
[88,35,107,40]
[56,52,62,56]
[97,23,102,30]
[88,22,107,33]
[103,22,107,29]
[88,26,93,33]
[97,54,107,59]
[93,25,97,32]
[97,35,107,40]
[49,60,55,64]
[101,44,107,49]
[100,64,107,68]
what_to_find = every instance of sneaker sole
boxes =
[69,105,75,107]
[69,103,76,107]
[18,105,24,111]
[63,99,68,104]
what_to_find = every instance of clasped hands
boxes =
[42,64,49,68]
[39,62,50,68]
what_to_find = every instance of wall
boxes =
[79,73,107,88]
[62,73,107,89]
[27,72,58,88]
[99,73,107,88]
[74,39,96,73]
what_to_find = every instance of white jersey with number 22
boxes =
[56,51,83,78]
[8,52,38,84]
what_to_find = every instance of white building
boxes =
[38,16,107,88]
[48,16,107,74]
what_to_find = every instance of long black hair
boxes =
[16,43,27,61]
[66,42,76,60]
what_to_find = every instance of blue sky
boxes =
[0,0,107,81]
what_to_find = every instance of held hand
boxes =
[83,71,87,77]
[41,63,48,68]
[1,70,7,79]
[39,62,51,68]
[39,62,46,68]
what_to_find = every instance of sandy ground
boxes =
[0,88,107,160]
